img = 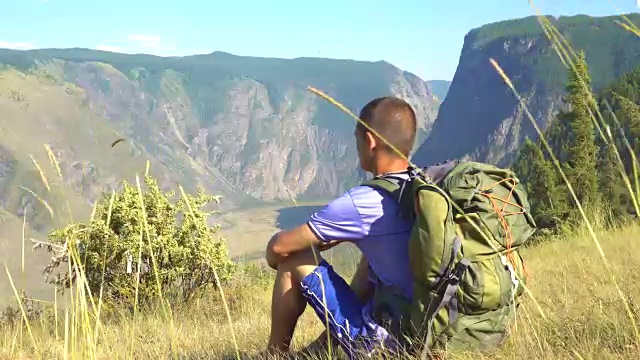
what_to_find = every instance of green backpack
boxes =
[363,160,537,358]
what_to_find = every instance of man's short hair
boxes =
[357,96,417,158]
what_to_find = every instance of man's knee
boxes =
[279,247,326,283]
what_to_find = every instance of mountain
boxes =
[412,13,640,168]
[426,80,452,102]
[0,49,441,236]
[512,63,640,229]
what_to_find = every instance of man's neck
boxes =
[372,158,410,177]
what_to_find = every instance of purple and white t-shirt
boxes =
[306,184,414,299]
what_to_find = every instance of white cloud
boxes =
[0,41,34,50]
[94,34,176,56]
[95,34,175,56]
[95,44,124,53]
[127,34,162,48]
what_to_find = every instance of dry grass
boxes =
[1,223,639,359]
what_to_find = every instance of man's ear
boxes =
[365,131,377,151]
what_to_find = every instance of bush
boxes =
[37,174,236,310]
[0,290,45,328]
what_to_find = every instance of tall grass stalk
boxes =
[44,143,63,179]
[28,154,50,192]
[489,58,640,346]
[18,186,53,218]
[128,227,145,360]
[615,20,640,37]
[529,0,640,217]
[55,288,59,341]
[179,184,241,360]
[4,265,36,350]
[135,174,178,357]
[605,0,640,35]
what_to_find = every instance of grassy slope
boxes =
[1,222,639,359]
[0,67,178,305]
[0,210,53,305]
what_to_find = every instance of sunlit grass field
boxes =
[1,221,639,359]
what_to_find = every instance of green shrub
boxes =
[38,174,236,310]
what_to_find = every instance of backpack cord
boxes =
[479,177,530,278]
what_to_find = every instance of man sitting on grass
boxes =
[264,96,417,358]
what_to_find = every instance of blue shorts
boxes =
[300,259,399,358]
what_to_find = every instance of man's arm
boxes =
[350,254,374,301]
[266,189,364,269]
[265,224,327,269]
[265,224,316,269]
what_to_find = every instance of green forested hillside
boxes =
[512,57,640,230]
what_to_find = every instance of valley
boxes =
[1,11,639,330]
[1,6,640,358]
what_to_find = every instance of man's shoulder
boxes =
[310,179,406,215]
[311,184,392,220]
[346,184,384,199]
[345,184,401,215]
[352,172,411,200]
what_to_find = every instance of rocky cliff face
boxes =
[412,14,640,168]
[426,80,451,103]
[0,49,440,234]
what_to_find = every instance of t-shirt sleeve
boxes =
[306,190,366,242]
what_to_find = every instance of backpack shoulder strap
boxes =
[362,176,403,201]
[362,171,414,220]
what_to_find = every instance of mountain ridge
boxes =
[412,12,640,168]
[0,46,441,232]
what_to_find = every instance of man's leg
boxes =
[266,248,390,359]
[266,247,323,354]
[301,254,373,354]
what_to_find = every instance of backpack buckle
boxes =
[449,259,471,282]
[407,166,420,179]
[500,255,520,291]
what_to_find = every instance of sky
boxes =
[0,0,639,80]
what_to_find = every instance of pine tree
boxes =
[597,68,640,218]
[597,140,627,218]
[561,51,600,209]
[617,94,640,208]
[616,94,640,154]
[545,109,572,164]
[514,137,567,229]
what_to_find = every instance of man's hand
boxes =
[317,240,343,252]
[265,224,323,269]
[265,243,286,270]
